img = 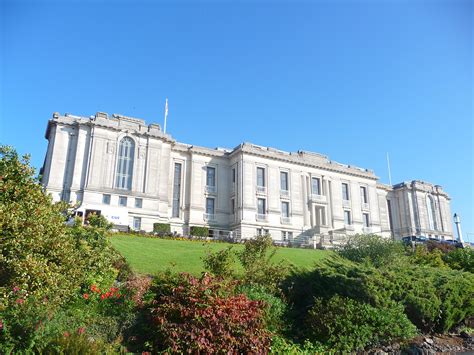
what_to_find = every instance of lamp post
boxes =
[453,213,464,244]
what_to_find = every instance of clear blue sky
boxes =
[1,0,473,238]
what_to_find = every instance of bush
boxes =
[237,284,287,333]
[0,145,132,352]
[202,246,235,278]
[284,255,474,340]
[270,336,327,354]
[238,235,289,291]
[338,234,405,267]
[87,213,113,231]
[190,226,208,237]
[412,245,447,268]
[148,273,271,353]
[306,295,416,352]
[153,223,171,235]
[443,248,474,273]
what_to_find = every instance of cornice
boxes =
[49,115,175,144]
[238,146,378,180]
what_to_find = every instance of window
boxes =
[232,168,236,183]
[206,197,215,215]
[119,196,127,207]
[363,213,370,227]
[257,198,266,215]
[115,137,135,190]
[281,201,290,217]
[257,167,265,187]
[102,194,111,205]
[344,210,352,225]
[231,198,235,214]
[135,198,143,208]
[172,163,182,218]
[281,231,293,241]
[342,183,350,201]
[312,177,321,195]
[206,166,216,187]
[387,199,394,232]
[360,186,368,204]
[280,171,289,191]
[426,195,437,230]
[257,228,269,236]
[133,217,141,231]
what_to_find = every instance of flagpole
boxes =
[386,152,392,185]
[163,98,168,134]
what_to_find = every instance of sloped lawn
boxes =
[109,234,330,275]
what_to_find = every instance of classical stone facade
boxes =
[41,112,454,243]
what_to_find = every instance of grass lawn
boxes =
[109,234,331,275]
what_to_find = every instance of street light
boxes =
[453,213,464,244]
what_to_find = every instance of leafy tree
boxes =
[0,146,85,308]
[0,145,128,352]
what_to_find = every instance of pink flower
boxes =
[15,298,24,305]
[0,320,3,331]
[64,331,70,337]
[77,327,85,335]
[83,293,89,300]
[12,286,20,293]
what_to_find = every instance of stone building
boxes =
[41,112,454,244]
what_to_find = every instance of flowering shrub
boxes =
[0,146,133,352]
[148,273,271,353]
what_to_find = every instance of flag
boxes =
[164,98,169,133]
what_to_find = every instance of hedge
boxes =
[153,223,171,234]
[190,226,209,237]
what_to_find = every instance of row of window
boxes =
[342,183,369,204]
[103,194,143,208]
[344,210,371,227]
[115,137,370,206]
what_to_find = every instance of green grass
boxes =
[109,234,331,275]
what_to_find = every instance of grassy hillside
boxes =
[109,234,330,275]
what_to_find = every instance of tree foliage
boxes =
[0,145,128,352]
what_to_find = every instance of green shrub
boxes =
[0,145,133,352]
[270,336,328,354]
[284,255,474,339]
[190,226,209,237]
[237,284,287,333]
[306,295,417,352]
[202,245,235,278]
[338,234,405,267]
[238,235,289,292]
[147,273,271,353]
[153,223,171,235]
[443,248,474,273]
[412,245,447,268]
[87,213,113,231]
[42,333,113,355]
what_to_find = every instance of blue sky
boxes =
[1,0,472,238]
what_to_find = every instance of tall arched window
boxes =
[115,137,135,190]
[426,195,437,231]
